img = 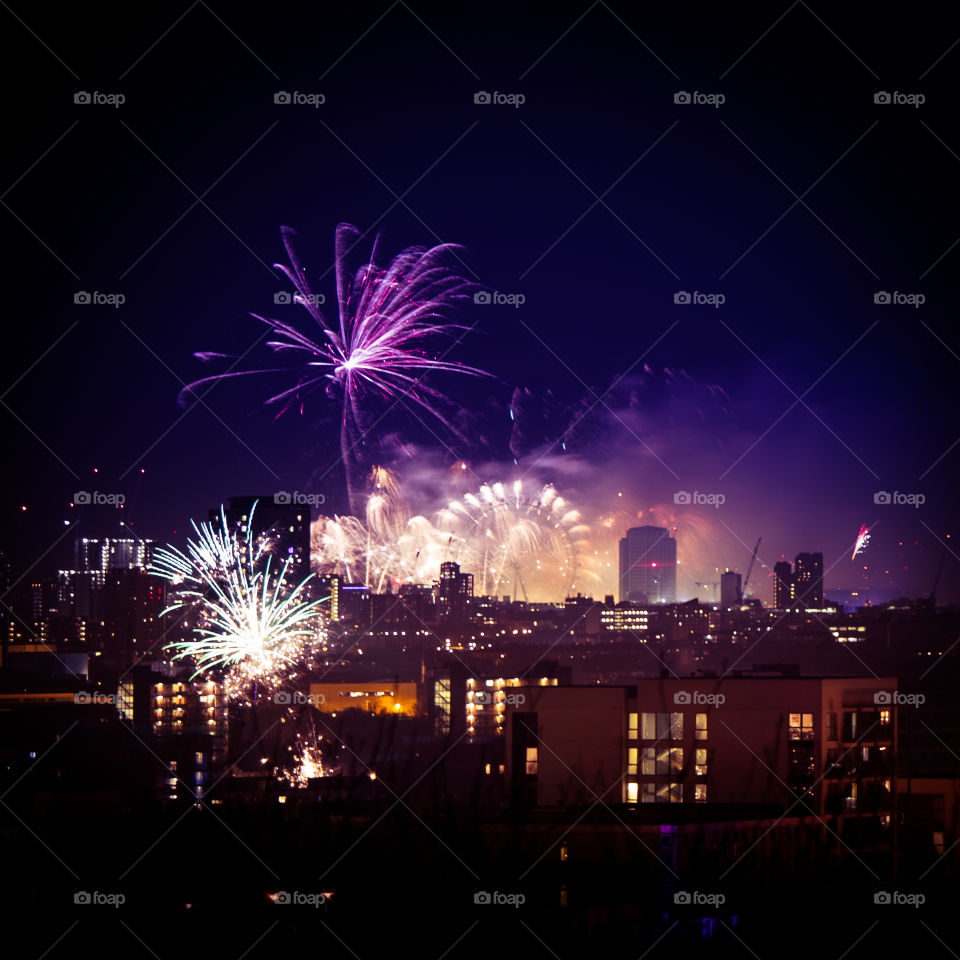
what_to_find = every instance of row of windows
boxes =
[626,747,708,776]
[626,782,707,803]
[627,712,708,741]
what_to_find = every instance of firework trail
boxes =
[149,502,325,701]
[851,524,871,560]
[180,224,487,511]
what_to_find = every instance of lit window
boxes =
[627,747,638,775]
[628,712,638,739]
[695,713,708,740]
[788,713,814,741]
[627,782,639,803]
[879,709,891,726]
[695,748,707,776]
[485,763,491,775]
[641,748,655,776]
[560,842,569,861]
[640,713,683,741]
[694,784,707,802]
[525,747,538,775]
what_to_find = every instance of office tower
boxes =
[215,496,311,582]
[437,561,473,619]
[618,526,677,604]
[720,571,742,608]
[774,561,794,609]
[794,552,824,608]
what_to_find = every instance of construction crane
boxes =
[740,537,762,602]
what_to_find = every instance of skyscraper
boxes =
[773,553,825,609]
[773,561,795,609]
[437,561,473,619]
[720,570,742,608]
[794,553,824,608]
[618,526,677,604]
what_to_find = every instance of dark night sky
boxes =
[2,1,959,602]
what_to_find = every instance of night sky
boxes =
[3,1,959,602]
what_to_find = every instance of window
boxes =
[560,842,569,861]
[627,782,639,803]
[627,747,638,776]
[694,783,707,802]
[641,713,683,741]
[843,782,857,811]
[879,708,891,727]
[827,712,838,740]
[695,748,707,776]
[788,713,814,741]
[642,782,656,803]
[628,712,638,739]
[655,782,683,804]
[525,747,538,775]
[485,763,491,775]
[695,713,708,740]
[641,748,655,775]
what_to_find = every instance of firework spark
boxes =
[852,524,871,560]
[149,502,325,700]
[180,223,487,511]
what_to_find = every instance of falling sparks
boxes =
[148,502,325,701]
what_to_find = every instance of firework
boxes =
[851,524,871,560]
[180,223,487,511]
[311,469,596,601]
[149,502,325,701]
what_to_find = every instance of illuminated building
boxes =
[599,603,649,635]
[773,561,795,609]
[317,573,342,622]
[506,677,897,823]
[308,680,419,715]
[720,570,741,609]
[74,537,154,575]
[794,552,824,608]
[774,553,824,610]
[618,526,676,604]
[437,561,473,619]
